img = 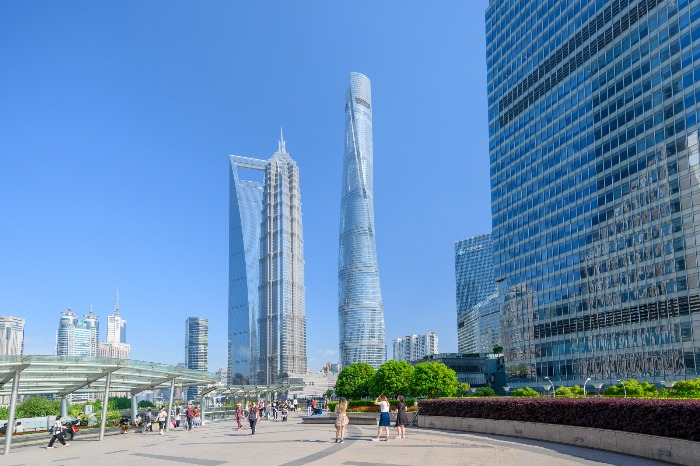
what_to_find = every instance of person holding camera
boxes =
[372,395,391,441]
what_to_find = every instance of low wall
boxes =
[418,415,700,466]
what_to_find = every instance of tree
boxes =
[335,363,375,400]
[492,345,504,354]
[138,400,156,408]
[368,360,414,398]
[324,389,334,399]
[458,382,472,397]
[603,379,658,397]
[409,362,458,398]
[510,387,539,397]
[16,397,60,418]
[471,387,496,397]
[672,378,700,398]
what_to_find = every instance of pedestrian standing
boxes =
[334,398,349,443]
[372,395,391,441]
[248,401,258,435]
[46,416,69,449]
[258,399,264,421]
[293,398,298,412]
[235,403,243,430]
[394,394,408,439]
[156,406,168,435]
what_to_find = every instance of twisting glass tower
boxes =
[338,72,386,369]
[258,136,307,384]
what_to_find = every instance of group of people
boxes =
[332,394,409,443]
[234,399,293,435]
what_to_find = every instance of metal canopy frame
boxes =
[0,355,219,455]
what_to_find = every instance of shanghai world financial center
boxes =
[488,0,700,387]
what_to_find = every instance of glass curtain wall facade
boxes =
[338,72,386,369]
[56,308,98,357]
[460,293,503,354]
[455,234,496,352]
[487,0,700,387]
[228,155,266,384]
[185,317,208,401]
[258,140,307,384]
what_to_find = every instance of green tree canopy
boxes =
[335,363,375,400]
[409,362,458,398]
[138,400,156,408]
[368,360,414,398]
[471,387,496,397]
[15,397,60,418]
[672,378,700,398]
[458,382,472,397]
[510,387,539,397]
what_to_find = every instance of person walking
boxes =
[334,398,349,443]
[394,395,408,439]
[248,401,259,435]
[185,403,195,431]
[235,403,243,430]
[372,395,391,441]
[156,406,168,435]
[143,408,153,434]
[47,416,69,449]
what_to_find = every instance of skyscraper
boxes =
[0,316,25,355]
[229,135,307,384]
[185,317,208,401]
[487,0,700,387]
[99,291,130,359]
[338,72,386,369]
[228,155,266,384]
[258,138,307,384]
[455,234,496,352]
[56,307,99,357]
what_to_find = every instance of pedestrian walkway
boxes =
[3,411,668,465]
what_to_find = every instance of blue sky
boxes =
[0,0,491,371]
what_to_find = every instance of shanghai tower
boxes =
[338,72,386,369]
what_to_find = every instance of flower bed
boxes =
[419,398,700,441]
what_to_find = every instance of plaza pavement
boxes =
[4,411,669,466]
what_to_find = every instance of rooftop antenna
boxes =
[115,289,120,317]
[279,127,286,152]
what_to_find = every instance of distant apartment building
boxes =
[392,332,438,362]
[0,316,25,355]
[98,291,130,359]
[185,317,208,401]
[455,234,496,353]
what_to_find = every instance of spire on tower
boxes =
[114,289,120,317]
[278,127,286,152]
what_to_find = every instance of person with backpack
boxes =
[46,415,69,449]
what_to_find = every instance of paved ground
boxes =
[3,411,669,465]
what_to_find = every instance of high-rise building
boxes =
[185,317,208,401]
[487,0,700,387]
[56,307,99,357]
[228,155,266,384]
[455,234,496,352]
[392,332,439,362]
[228,136,307,385]
[458,292,503,354]
[338,72,386,369]
[99,291,130,359]
[0,316,25,355]
[258,138,307,384]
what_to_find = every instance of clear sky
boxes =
[0,0,491,371]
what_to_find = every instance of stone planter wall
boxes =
[418,415,700,466]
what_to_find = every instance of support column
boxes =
[3,371,21,455]
[99,372,112,441]
[165,379,175,432]
[60,397,68,418]
[131,396,138,420]
[200,393,206,426]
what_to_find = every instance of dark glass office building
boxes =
[487,0,700,388]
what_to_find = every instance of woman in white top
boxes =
[47,415,69,449]
[372,395,391,441]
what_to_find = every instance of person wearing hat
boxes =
[235,403,243,430]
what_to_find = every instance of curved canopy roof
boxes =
[0,355,219,396]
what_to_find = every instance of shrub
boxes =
[471,387,496,397]
[419,398,700,441]
[510,387,539,397]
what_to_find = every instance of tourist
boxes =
[311,398,317,415]
[293,398,298,412]
[334,398,349,443]
[248,401,259,435]
[372,395,391,441]
[46,415,69,449]
[143,408,153,434]
[186,403,195,431]
[193,407,201,427]
[14,422,23,434]
[156,406,168,435]
[394,395,408,439]
[235,403,243,430]
[258,399,264,421]
[119,415,130,434]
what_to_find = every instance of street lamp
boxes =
[545,376,555,398]
[617,379,627,398]
[583,377,592,397]
[661,380,676,397]
[503,386,511,396]
[592,381,604,398]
